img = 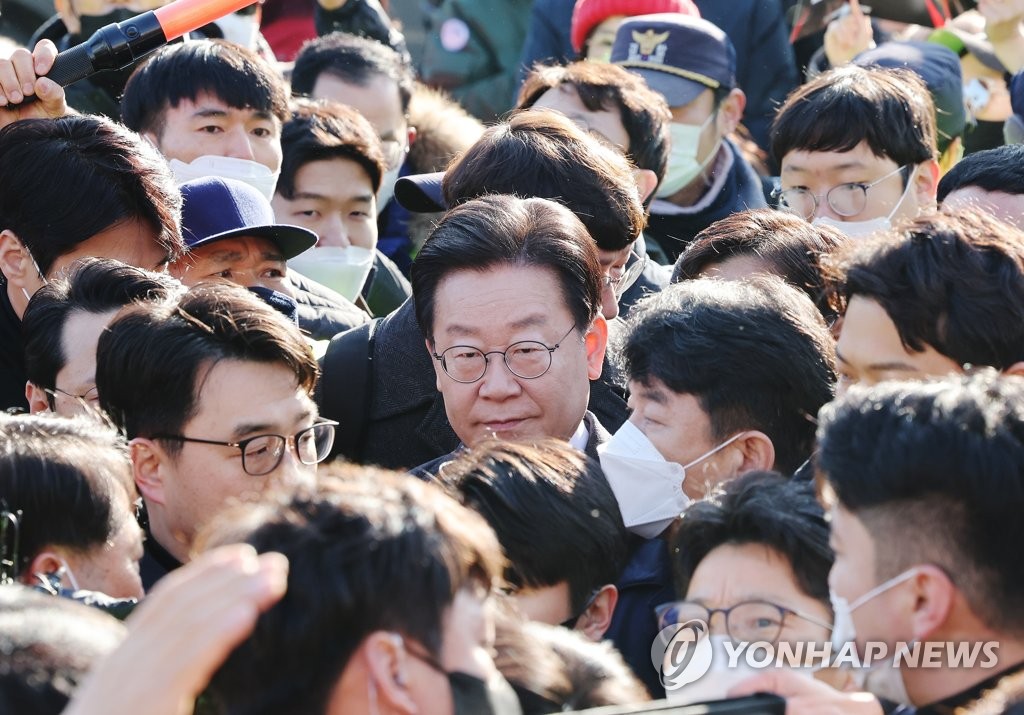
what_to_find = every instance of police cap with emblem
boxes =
[610,13,736,108]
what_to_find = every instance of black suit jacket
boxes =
[323,299,628,471]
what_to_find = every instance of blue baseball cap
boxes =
[180,177,317,259]
[610,13,736,108]
[394,171,447,213]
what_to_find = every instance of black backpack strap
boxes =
[316,318,380,461]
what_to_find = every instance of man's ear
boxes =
[1005,361,1024,378]
[577,584,618,642]
[717,88,746,135]
[585,316,608,381]
[131,438,168,507]
[0,230,45,319]
[26,381,51,414]
[914,158,941,210]
[908,565,956,642]
[21,549,65,584]
[363,631,417,715]
[732,430,776,473]
[406,125,418,148]
[633,168,659,205]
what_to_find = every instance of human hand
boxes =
[978,0,1024,27]
[728,670,884,715]
[0,40,68,127]
[63,544,288,715]
[824,0,875,67]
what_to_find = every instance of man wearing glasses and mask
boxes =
[771,64,940,239]
[95,282,336,590]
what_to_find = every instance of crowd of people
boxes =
[2,0,1024,713]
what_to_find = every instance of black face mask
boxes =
[404,640,521,715]
[447,671,521,715]
[73,8,142,97]
[248,286,300,326]
[76,7,138,39]
[963,119,1008,155]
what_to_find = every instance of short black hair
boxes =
[121,39,289,136]
[0,116,184,275]
[277,98,387,198]
[670,471,833,608]
[0,585,125,715]
[619,278,836,475]
[826,209,1024,370]
[937,143,1024,201]
[202,468,504,714]
[517,61,672,188]
[96,283,319,449]
[771,65,936,170]
[440,439,629,613]
[22,258,181,394]
[291,32,414,114]
[818,371,1024,634]
[442,110,646,252]
[0,414,131,581]
[412,195,603,341]
[672,209,848,324]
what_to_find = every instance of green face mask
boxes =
[656,112,720,200]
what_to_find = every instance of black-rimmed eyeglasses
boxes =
[432,324,577,384]
[154,420,338,476]
[655,599,832,644]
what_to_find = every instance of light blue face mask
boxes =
[656,112,720,199]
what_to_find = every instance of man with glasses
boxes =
[660,472,835,701]
[410,193,609,474]
[291,32,421,275]
[596,277,835,696]
[22,258,181,418]
[95,282,334,590]
[318,111,645,470]
[771,64,940,238]
[736,372,1024,712]
[516,60,674,313]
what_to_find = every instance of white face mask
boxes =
[288,246,375,303]
[35,556,81,594]
[812,166,917,239]
[168,155,280,202]
[215,11,260,50]
[376,162,403,214]
[656,113,721,199]
[830,568,918,705]
[598,421,741,538]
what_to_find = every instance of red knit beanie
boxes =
[571,0,700,53]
